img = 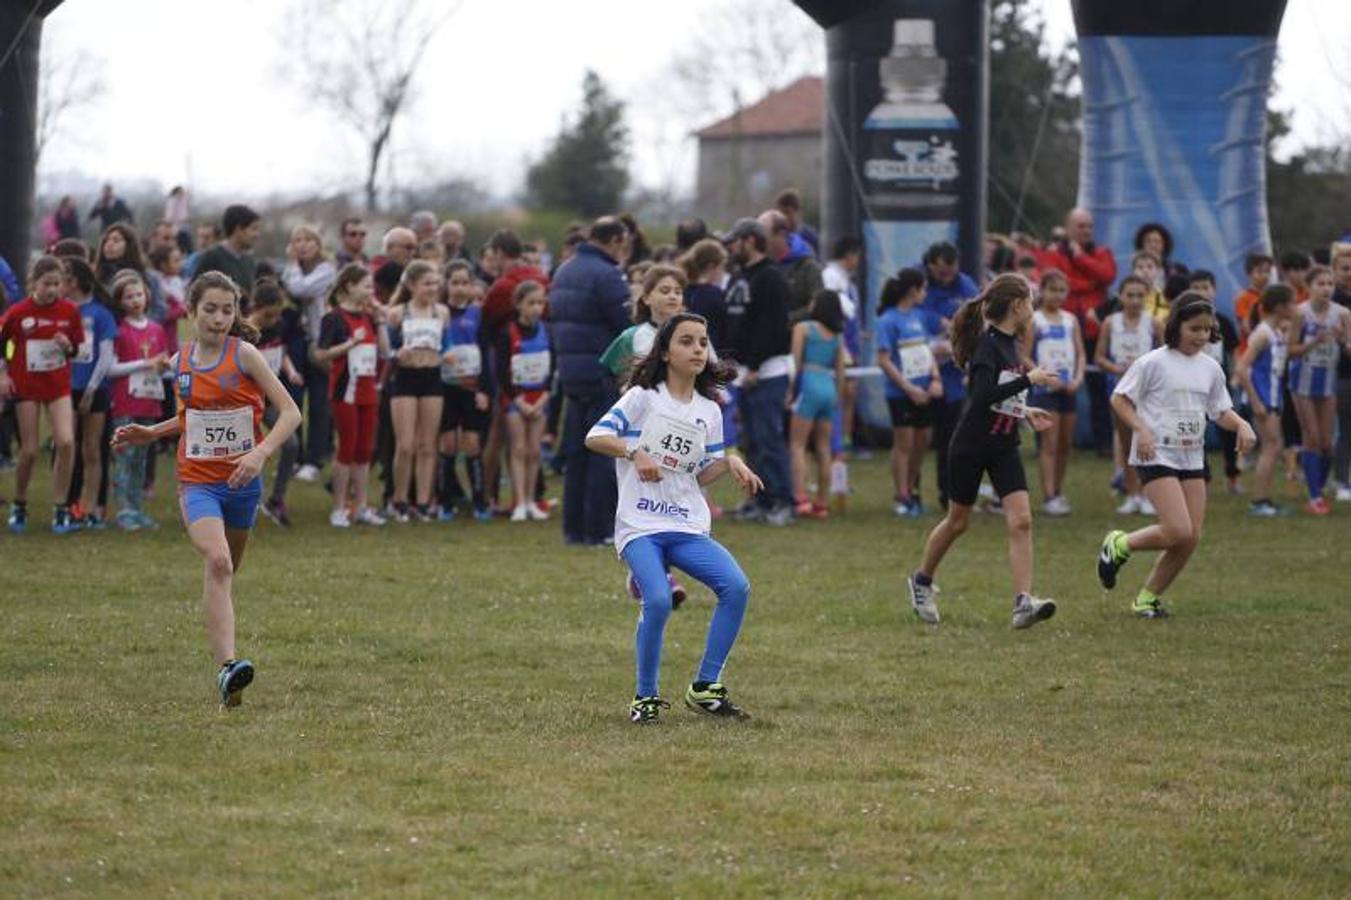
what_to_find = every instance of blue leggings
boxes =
[621,532,750,698]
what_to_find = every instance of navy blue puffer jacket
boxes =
[547,243,631,391]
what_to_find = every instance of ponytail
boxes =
[62,256,116,314]
[950,296,987,367]
[876,267,925,316]
[326,262,371,308]
[951,273,1032,367]
[232,317,261,345]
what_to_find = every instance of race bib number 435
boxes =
[637,413,704,474]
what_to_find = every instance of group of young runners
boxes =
[3,219,1347,722]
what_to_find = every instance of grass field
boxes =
[1,448,1348,897]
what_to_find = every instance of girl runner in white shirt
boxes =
[585,313,763,724]
[1097,295,1257,618]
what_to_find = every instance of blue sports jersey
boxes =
[441,302,484,387]
[921,273,978,402]
[447,302,481,348]
[70,299,118,391]
[1288,303,1342,398]
[877,306,936,398]
[1248,321,1287,410]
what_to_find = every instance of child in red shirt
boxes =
[107,271,171,529]
[0,255,85,533]
[315,263,387,527]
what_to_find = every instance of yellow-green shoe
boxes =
[1132,596,1171,619]
[1098,530,1130,589]
[629,696,669,724]
[684,682,750,720]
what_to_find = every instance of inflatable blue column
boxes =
[796,0,989,428]
[1073,1,1288,311]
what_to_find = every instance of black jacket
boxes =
[725,257,791,370]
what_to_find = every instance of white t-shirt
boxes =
[822,261,858,321]
[586,384,726,554]
[1113,347,1232,471]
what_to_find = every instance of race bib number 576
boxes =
[185,407,254,460]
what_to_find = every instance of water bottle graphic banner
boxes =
[1078,35,1278,311]
[814,3,989,429]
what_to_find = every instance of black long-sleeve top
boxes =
[725,257,791,370]
[952,327,1032,449]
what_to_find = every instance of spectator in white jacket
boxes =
[283,224,337,480]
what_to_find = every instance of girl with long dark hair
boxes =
[585,313,763,724]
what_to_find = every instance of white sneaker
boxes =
[1337,485,1351,502]
[329,508,351,528]
[1115,494,1141,515]
[1043,495,1071,516]
[893,501,910,518]
[907,574,941,624]
[1138,495,1157,516]
[510,505,529,522]
[526,502,550,521]
[1012,594,1057,629]
[355,506,386,526]
[294,464,320,483]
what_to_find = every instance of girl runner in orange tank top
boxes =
[112,272,302,708]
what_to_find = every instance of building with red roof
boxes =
[695,76,823,227]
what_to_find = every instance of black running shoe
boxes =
[217,659,255,708]
[629,695,670,724]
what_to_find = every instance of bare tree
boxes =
[662,0,822,127]
[280,0,456,212]
[36,27,106,165]
[646,0,823,208]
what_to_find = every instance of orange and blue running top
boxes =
[175,337,265,485]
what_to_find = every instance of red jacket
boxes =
[481,263,550,339]
[1039,242,1116,341]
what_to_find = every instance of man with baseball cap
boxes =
[720,218,795,525]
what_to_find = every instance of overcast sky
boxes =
[37,0,1351,203]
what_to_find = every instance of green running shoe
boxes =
[629,695,670,724]
[684,682,750,720]
[1098,529,1130,589]
[1132,597,1171,619]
